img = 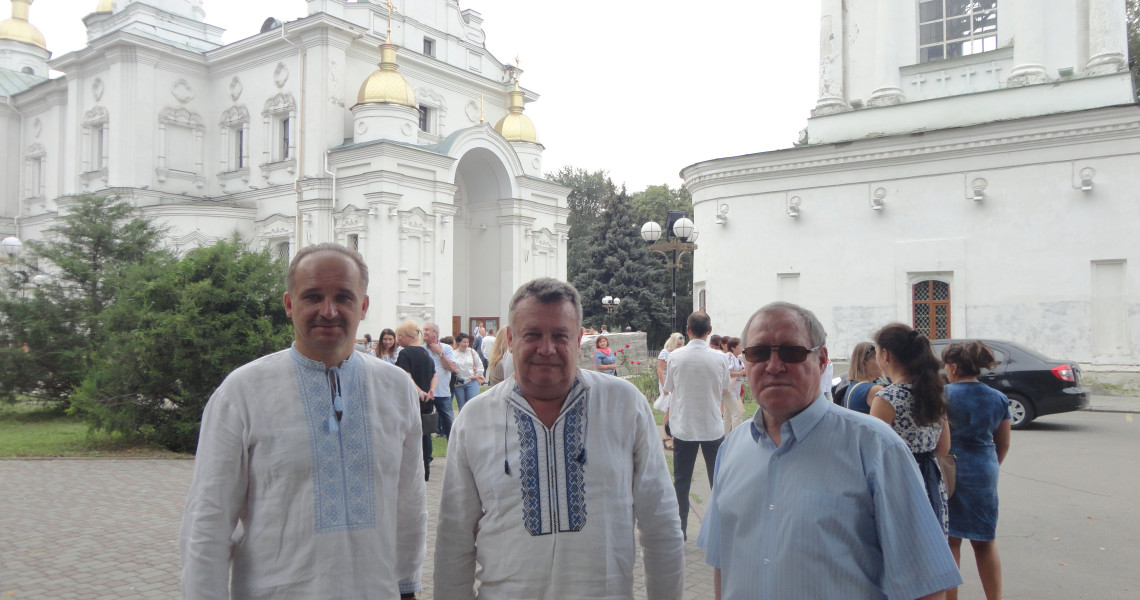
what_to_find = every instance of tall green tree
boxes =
[631,184,695,336]
[0,195,168,405]
[571,184,671,345]
[69,237,294,452]
[547,166,610,279]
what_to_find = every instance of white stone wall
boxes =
[685,106,1140,368]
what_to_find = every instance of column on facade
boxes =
[812,0,850,115]
[1085,0,1129,75]
[1006,0,1049,86]
[868,0,906,106]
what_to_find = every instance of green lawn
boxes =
[0,402,183,458]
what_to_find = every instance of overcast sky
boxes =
[34,0,822,191]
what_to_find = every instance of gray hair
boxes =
[741,301,827,348]
[286,243,369,293]
[508,278,583,329]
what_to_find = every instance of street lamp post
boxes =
[641,215,698,333]
[1,236,22,261]
[601,295,620,331]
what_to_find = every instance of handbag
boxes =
[449,372,461,389]
[421,411,439,435]
[938,454,957,498]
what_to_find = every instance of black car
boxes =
[930,339,1089,429]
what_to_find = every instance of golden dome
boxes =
[94,0,113,13]
[494,84,539,144]
[356,42,417,107]
[0,0,46,50]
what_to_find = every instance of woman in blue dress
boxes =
[942,341,1011,600]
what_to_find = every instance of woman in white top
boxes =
[373,328,400,364]
[655,332,685,450]
[486,332,513,386]
[451,332,485,411]
[723,337,747,434]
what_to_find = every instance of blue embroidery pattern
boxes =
[562,397,587,532]
[292,349,377,533]
[511,381,589,537]
[514,405,543,536]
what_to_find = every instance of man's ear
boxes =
[283,292,293,317]
[818,345,829,368]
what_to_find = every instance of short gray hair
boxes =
[508,278,583,328]
[741,301,827,348]
[287,243,369,293]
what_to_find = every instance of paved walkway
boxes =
[0,449,716,599]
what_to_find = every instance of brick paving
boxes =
[0,449,715,599]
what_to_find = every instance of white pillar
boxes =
[1085,0,1129,75]
[1007,0,1049,86]
[868,0,905,106]
[812,0,849,116]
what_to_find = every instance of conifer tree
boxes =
[571,184,670,344]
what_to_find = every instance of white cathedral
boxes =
[0,0,569,336]
[684,0,1140,370]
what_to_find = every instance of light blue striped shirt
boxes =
[698,395,962,599]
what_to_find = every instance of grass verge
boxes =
[0,402,185,458]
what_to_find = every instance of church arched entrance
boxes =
[451,147,514,339]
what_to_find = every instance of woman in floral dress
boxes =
[871,323,951,534]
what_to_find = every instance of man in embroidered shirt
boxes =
[180,243,427,600]
[697,302,962,600]
[662,311,732,539]
[434,278,685,600]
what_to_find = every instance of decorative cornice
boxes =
[684,108,1140,192]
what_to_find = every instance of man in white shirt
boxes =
[180,243,426,599]
[480,328,496,359]
[434,278,685,599]
[663,311,732,539]
[424,323,458,438]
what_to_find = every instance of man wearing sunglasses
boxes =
[697,302,961,600]
[662,311,733,540]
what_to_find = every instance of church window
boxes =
[913,280,951,338]
[23,144,46,200]
[236,129,246,168]
[156,107,206,187]
[918,0,998,63]
[262,94,296,166]
[418,105,434,133]
[423,37,435,57]
[277,241,290,263]
[348,234,359,251]
[21,66,33,75]
[279,117,292,160]
[82,106,110,174]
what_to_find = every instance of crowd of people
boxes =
[179,242,1011,600]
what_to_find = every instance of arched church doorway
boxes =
[451,147,513,338]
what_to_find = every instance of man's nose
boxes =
[765,351,787,373]
[319,298,339,317]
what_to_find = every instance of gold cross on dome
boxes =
[386,0,396,39]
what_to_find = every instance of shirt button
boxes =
[768,504,775,510]
[763,558,770,565]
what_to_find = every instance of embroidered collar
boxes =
[289,343,357,372]
[507,373,590,425]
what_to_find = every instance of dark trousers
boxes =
[422,433,433,481]
[432,396,455,438]
[673,436,723,538]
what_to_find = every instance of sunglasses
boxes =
[743,344,822,364]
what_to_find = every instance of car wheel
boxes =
[1007,393,1035,430]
